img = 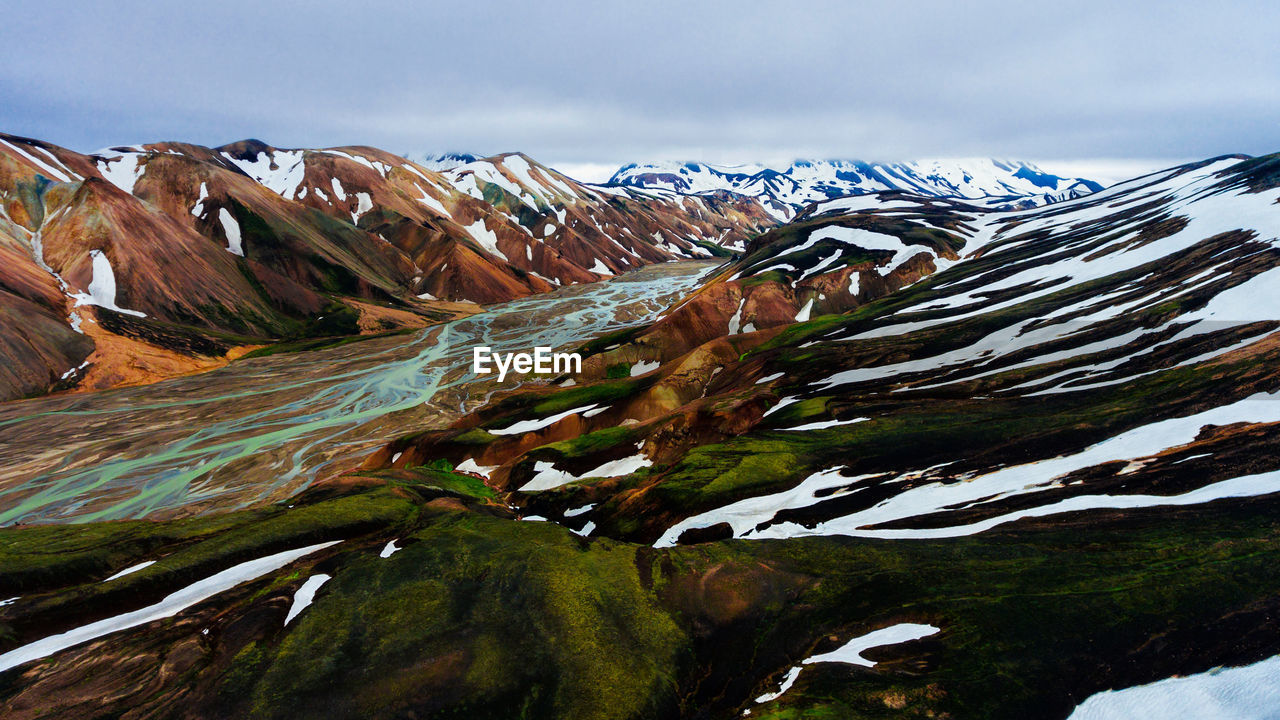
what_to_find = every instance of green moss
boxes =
[605,362,632,379]
[652,437,813,510]
[242,510,687,720]
[528,378,645,417]
[575,326,647,357]
[407,468,498,501]
[452,427,499,445]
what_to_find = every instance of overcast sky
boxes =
[2,1,1276,184]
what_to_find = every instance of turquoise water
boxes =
[0,262,715,524]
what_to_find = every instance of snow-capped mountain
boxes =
[402,152,482,172]
[609,158,1104,219]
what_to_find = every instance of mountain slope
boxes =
[2,153,1279,719]
[0,135,775,400]
[396,153,1279,538]
[610,158,1104,219]
[349,151,1280,715]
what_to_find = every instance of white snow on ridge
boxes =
[2,139,74,182]
[221,150,306,197]
[355,192,373,217]
[813,164,1280,392]
[659,390,1280,545]
[490,404,599,435]
[456,458,498,478]
[611,158,1100,211]
[0,541,340,672]
[94,152,144,194]
[519,454,653,492]
[464,219,507,262]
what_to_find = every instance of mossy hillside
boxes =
[596,338,1280,543]
[739,499,1280,720]
[0,486,420,647]
[238,509,687,720]
[0,510,261,596]
[2,475,1280,719]
[471,376,652,435]
[352,465,500,503]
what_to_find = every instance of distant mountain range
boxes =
[608,158,1104,218]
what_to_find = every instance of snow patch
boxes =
[218,208,244,256]
[284,574,332,626]
[0,541,340,672]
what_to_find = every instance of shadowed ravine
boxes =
[0,261,720,525]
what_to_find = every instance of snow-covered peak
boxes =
[404,152,482,172]
[609,158,1105,217]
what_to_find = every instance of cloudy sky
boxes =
[2,1,1276,184]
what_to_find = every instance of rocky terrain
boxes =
[0,135,774,400]
[611,158,1103,219]
[2,151,1278,718]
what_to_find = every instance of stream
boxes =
[0,260,718,525]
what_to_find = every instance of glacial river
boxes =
[0,261,718,525]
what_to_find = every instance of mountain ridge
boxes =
[0,133,775,400]
[609,157,1106,219]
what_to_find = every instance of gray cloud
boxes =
[2,0,1276,179]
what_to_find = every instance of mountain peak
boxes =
[608,158,1106,219]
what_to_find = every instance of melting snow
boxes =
[72,250,146,317]
[464,219,507,262]
[0,541,340,672]
[1067,653,1280,720]
[779,417,869,431]
[519,454,653,492]
[218,208,244,256]
[284,573,332,626]
[102,560,157,582]
[456,458,498,478]
[762,396,799,418]
[756,623,940,704]
[806,623,940,667]
[728,298,746,334]
[490,404,598,435]
[631,359,660,376]
[2,138,74,182]
[191,182,208,216]
[379,540,401,558]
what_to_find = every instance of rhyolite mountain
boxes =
[610,158,1104,219]
[2,153,1279,719]
[0,133,775,400]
